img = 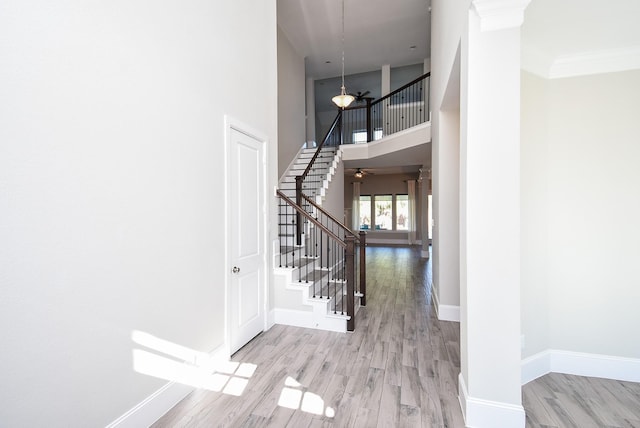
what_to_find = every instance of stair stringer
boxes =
[273,260,349,333]
[273,146,350,333]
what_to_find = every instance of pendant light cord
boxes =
[332,0,354,108]
[340,0,346,91]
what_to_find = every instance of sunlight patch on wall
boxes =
[131,330,256,396]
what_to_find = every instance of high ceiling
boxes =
[278,0,640,175]
[278,0,640,87]
[277,0,431,80]
[522,0,640,59]
[522,0,640,77]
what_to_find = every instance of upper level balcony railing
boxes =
[295,72,430,252]
[335,72,430,146]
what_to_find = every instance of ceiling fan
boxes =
[349,168,374,178]
[348,90,373,103]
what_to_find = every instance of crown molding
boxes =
[471,0,532,32]
[549,46,640,79]
[522,44,640,79]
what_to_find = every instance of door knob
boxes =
[232,266,240,274]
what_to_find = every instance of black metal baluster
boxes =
[341,246,345,315]
[293,203,297,268]
[333,241,339,314]
[278,199,282,268]
[324,241,329,299]
[313,223,318,295]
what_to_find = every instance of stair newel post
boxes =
[366,97,373,142]
[345,235,355,332]
[359,231,367,306]
[295,175,303,246]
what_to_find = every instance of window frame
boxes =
[358,193,412,232]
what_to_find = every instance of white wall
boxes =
[521,69,640,360]
[0,1,277,426]
[323,159,345,224]
[432,1,526,425]
[430,0,470,109]
[277,27,306,178]
[460,9,523,413]
[430,0,468,318]
[520,71,550,358]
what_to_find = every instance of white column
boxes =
[458,1,529,427]
[305,77,316,145]
[420,168,430,258]
[381,64,391,96]
[432,99,460,321]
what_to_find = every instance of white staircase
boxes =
[278,146,341,203]
[274,146,353,333]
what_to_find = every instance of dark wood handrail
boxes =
[371,72,431,109]
[277,190,346,248]
[299,112,342,183]
[295,113,342,245]
[301,193,360,242]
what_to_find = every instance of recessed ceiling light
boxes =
[325,60,332,64]
[409,45,417,51]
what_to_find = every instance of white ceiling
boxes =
[523,0,640,58]
[278,0,640,80]
[522,0,640,77]
[343,143,430,175]
[277,0,431,80]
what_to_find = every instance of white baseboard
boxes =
[272,307,347,333]
[432,290,460,322]
[521,350,552,385]
[267,308,276,329]
[365,238,412,245]
[521,349,640,385]
[106,344,229,428]
[458,374,526,428]
[106,380,193,428]
[273,308,314,329]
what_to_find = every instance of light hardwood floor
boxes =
[153,246,640,427]
[523,372,640,428]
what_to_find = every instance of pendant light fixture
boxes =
[332,0,355,109]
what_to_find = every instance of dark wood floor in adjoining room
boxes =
[153,245,640,428]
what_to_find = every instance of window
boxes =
[352,129,384,144]
[358,195,371,229]
[396,194,409,230]
[352,131,367,144]
[358,194,409,231]
[374,195,392,230]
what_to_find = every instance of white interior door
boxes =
[227,125,265,354]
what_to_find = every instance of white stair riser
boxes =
[275,146,347,332]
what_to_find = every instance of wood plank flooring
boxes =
[153,245,640,427]
[523,372,640,428]
[153,246,464,427]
